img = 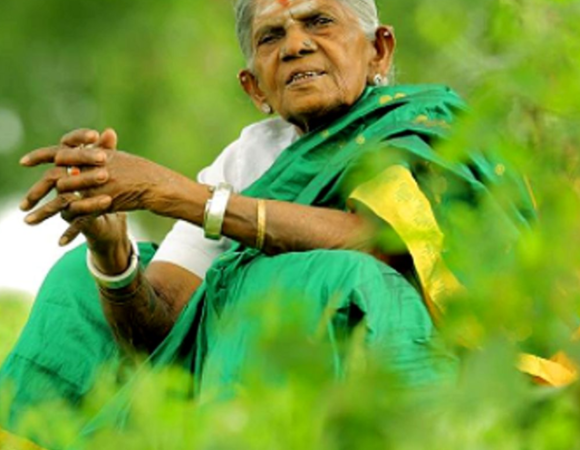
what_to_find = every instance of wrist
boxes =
[87,236,141,289]
[148,174,211,225]
[203,182,234,240]
[87,235,132,275]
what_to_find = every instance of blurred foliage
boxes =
[1,307,580,450]
[1,0,580,448]
[0,294,30,364]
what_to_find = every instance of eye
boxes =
[256,26,286,46]
[258,30,282,46]
[308,15,333,27]
[258,35,275,45]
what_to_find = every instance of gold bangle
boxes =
[256,199,267,250]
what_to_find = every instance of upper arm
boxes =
[145,261,203,317]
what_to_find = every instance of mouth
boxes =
[286,70,326,86]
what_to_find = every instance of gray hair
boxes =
[234,0,380,67]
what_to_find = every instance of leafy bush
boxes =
[2,0,580,448]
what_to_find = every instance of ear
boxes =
[368,25,396,81]
[238,69,269,111]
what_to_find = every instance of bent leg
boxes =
[199,250,456,396]
[0,242,157,428]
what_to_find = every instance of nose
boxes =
[280,26,316,61]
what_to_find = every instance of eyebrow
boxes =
[253,5,332,41]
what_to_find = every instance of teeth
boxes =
[290,71,322,84]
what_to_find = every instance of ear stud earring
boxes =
[261,103,273,114]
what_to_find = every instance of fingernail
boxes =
[95,152,106,163]
[19,199,29,211]
[24,214,35,224]
[99,197,111,208]
[19,156,30,165]
[59,236,69,246]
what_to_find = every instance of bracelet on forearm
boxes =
[256,199,267,250]
[203,182,233,240]
[86,237,141,290]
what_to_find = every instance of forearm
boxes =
[150,175,375,255]
[89,233,196,354]
[223,196,373,255]
[98,270,178,354]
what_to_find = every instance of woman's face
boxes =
[240,0,394,132]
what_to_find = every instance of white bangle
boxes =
[203,182,233,240]
[86,237,141,290]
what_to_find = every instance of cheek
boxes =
[255,63,278,95]
[330,42,372,93]
[333,60,368,99]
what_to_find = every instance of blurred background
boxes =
[1,0,580,448]
[1,0,577,296]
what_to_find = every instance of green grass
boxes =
[0,292,31,365]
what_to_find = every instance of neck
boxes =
[286,102,354,135]
[286,87,375,135]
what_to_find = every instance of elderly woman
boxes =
[1,0,533,432]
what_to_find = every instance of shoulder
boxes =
[238,117,299,147]
[370,84,467,116]
[362,84,467,130]
[198,117,298,190]
[372,84,465,104]
[216,117,297,162]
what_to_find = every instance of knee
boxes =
[303,249,395,282]
[304,249,377,267]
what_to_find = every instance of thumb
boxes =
[98,128,118,150]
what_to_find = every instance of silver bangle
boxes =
[86,237,141,290]
[204,182,233,240]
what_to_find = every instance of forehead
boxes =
[253,0,346,24]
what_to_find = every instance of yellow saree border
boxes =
[519,352,578,387]
[349,164,578,388]
[349,165,463,313]
[0,427,46,450]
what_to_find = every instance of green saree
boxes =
[148,84,471,389]
[1,84,524,444]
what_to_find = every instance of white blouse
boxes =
[151,117,299,278]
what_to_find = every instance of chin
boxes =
[282,96,349,132]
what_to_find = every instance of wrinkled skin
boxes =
[239,0,394,132]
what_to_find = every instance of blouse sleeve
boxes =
[150,140,244,278]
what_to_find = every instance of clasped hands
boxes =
[19,128,157,252]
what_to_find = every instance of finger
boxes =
[54,146,107,167]
[98,128,118,150]
[19,146,61,167]
[56,168,109,193]
[64,195,112,218]
[60,129,100,147]
[20,166,66,211]
[24,194,73,225]
[59,216,94,247]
